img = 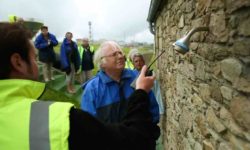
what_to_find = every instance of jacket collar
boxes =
[40,32,51,38]
[0,79,45,104]
[63,38,75,45]
[98,69,133,84]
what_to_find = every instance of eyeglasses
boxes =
[101,51,125,59]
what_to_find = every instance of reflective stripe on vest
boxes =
[30,101,54,150]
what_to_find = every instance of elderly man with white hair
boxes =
[81,41,160,125]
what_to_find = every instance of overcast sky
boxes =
[0,0,154,43]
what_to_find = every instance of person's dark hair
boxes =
[0,23,32,79]
[65,32,72,37]
[40,25,48,30]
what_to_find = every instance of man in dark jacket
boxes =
[0,23,159,150]
[78,38,95,83]
[34,26,58,82]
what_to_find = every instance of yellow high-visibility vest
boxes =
[8,15,17,23]
[0,79,73,150]
[125,59,134,69]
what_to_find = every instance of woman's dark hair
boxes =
[65,32,72,37]
[0,23,32,79]
[40,25,48,30]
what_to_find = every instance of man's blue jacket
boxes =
[60,38,80,71]
[34,33,58,63]
[81,69,159,123]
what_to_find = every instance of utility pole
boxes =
[88,21,92,43]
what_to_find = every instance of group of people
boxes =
[35,26,95,93]
[0,23,162,150]
[34,25,164,126]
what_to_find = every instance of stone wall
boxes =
[154,0,250,149]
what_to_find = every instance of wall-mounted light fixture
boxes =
[172,27,209,54]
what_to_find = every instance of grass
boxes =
[54,43,61,54]
[39,85,81,108]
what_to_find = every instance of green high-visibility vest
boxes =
[0,79,73,150]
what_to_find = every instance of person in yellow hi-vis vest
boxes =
[0,23,160,150]
[8,15,24,24]
[8,15,17,23]
[77,38,95,83]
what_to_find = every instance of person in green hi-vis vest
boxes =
[0,23,160,150]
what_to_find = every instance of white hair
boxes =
[82,37,89,42]
[128,48,139,61]
[128,49,145,63]
[94,41,123,69]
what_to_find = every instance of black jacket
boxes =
[81,46,94,71]
[68,89,160,150]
